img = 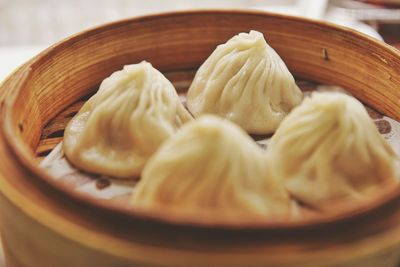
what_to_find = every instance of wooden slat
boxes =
[36,137,63,157]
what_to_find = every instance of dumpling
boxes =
[63,61,193,178]
[187,30,303,134]
[131,115,291,218]
[267,92,398,206]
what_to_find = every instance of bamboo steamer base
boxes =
[1,10,400,267]
[1,183,400,267]
[0,193,132,267]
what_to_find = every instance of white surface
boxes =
[257,1,383,40]
[0,45,45,82]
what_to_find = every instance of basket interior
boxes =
[3,11,400,228]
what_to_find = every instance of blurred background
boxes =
[0,0,399,79]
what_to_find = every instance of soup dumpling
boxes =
[63,61,192,178]
[131,115,291,218]
[267,92,398,206]
[187,30,303,134]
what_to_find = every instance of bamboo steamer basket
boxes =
[1,10,400,267]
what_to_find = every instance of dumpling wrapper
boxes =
[64,61,192,178]
[131,115,291,218]
[267,92,398,206]
[187,30,303,134]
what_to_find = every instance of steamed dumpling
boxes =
[187,30,303,134]
[64,61,192,178]
[267,92,398,206]
[131,115,291,218]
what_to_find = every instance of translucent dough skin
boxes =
[132,115,291,217]
[63,61,192,178]
[187,30,303,134]
[268,92,398,206]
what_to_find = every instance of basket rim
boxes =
[2,9,400,232]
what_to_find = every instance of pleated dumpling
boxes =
[64,61,193,178]
[187,30,303,134]
[267,92,398,206]
[131,115,291,218]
